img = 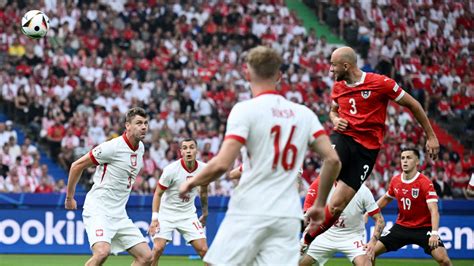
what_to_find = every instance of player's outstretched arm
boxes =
[305,134,340,227]
[397,93,439,160]
[148,186,165,236]
[199,185,209,227]
[375,194,393,210]
[310,134,341,209]
[365,212,385,260]
[180,139,242,195]
[65,152,95,210]
[427,202,441,249]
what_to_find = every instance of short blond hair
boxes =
[246,46,282,80]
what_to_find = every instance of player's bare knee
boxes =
[196,245,208,257]
[137,251,153,264]
[152,246,164,257]
[329,205,344,216]
[93,248,110,262]
[437,255,452,266]
[352,255,371,266]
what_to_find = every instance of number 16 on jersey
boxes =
[271,125,298,171]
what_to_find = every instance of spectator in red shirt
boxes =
[451,162,470,198]
[35,176,54,193]
[46,119,66,161]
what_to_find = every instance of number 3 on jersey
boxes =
[349,98,357,114]
[270,125,298,171]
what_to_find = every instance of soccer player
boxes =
[179,46,341,265]
[300,177,385,266]
[372,148,452,266]
[304,46,439,244]
[65,107,152,266]
[147,138,208,265]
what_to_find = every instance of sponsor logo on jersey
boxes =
[361,90,371,99]
[402,189,408,195]
[412,188,419,198]
[96,229,103,237]
[130,154,137,167]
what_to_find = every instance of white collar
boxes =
[345,71,366,87]
[401,171,421,184]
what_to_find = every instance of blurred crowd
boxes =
[0,0,472,198]
[0,120,67,193]
[304,0,473,198]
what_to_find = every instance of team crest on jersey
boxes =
[130,154,137,167]
[96,229,103,237]
[361,90,371,99]
[412,188,419,198]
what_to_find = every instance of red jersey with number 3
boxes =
[386,172,438,228]
[332,72,406,149]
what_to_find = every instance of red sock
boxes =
[304,206,340,244]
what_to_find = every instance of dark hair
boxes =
[180,138,197,147]
[125,107,147,123]
[401,148,420,159]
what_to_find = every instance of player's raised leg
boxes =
[85,242,111,266]
[305,180,356,243]
[127,242,153,266]
[151,238,167,266]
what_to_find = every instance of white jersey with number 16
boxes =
[224,92,325,219]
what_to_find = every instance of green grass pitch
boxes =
[0,255,472,266]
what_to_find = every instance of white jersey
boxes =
[225,92,325,219]
[325,184,379,238]
[158,159,207,220]
[83,133,144,218]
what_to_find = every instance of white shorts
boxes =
[204,215,301,265]
[153,216,205,243]
[83,214,146,255]
[306,233,366,265]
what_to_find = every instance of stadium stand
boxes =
[0,0,472,199]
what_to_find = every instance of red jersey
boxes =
[332,72,405,149]
[386,172,438,228]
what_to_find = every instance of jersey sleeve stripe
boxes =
[312,130,326,139]
[385,192,395,199]
[394,90,406,102]
[392,83,399,92]
[368,208,381,217]
[426,199,438,203]
[225,134,246,144]
[158,183,168,191]
[89,150,99,165]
